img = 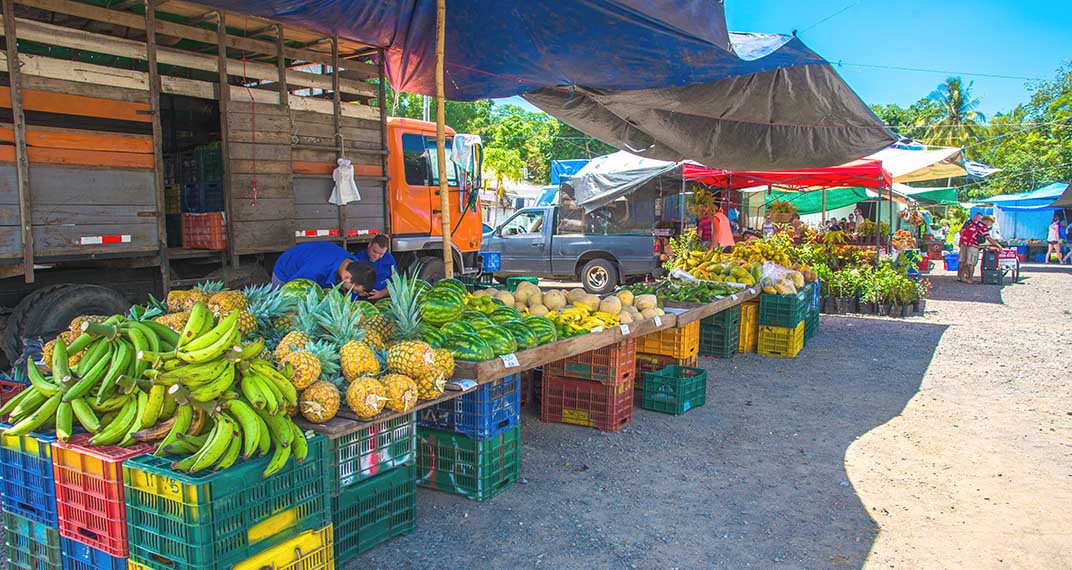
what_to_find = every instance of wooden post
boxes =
[144,0,171,294]
[216,11,237,267]
[377,48,391,238]
[3,0,32,283]
[275,24,287,102]
[821,188,827,225]
[331,35,346,248]
[435,0,452,277]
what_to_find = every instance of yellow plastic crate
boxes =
[738,302,759,353]
[637,321,699,359]
[129,526,334,570]
[757,321,805,358]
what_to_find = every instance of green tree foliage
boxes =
[916,77,986,148]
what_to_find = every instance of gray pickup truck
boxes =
[481,206,661,294]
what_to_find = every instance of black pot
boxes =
[902,304,914,317]
[820,297,832,314]
[860,301,875,314]
[835,296,856,314]
[916,299,927,314]
[877,303,890,316]
[890,303,904,318]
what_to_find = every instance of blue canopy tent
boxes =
[550,160,591,185]
[985,182,1068,240]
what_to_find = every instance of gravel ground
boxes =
[348,264,1072,570]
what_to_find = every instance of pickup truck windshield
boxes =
[500,210,544,236]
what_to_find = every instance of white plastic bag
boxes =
[329,158,361,205]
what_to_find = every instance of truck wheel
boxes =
[2,284,129,364]
[580,259,618,295]
[417,256,446,283]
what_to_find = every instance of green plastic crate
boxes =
[123,434,331,570]
[333,463,416,564]
[640,365,707,415]
[505,276,539,292]
[5,511,62,570]
[699,304,741,329]
[758,289,810,328]
[458,273,503,292]
[332,413,416,496]
[699,321,739,359]
[804,311,820,342]
[417,427,520,502]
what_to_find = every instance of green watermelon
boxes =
[420,327,447,348]
[489,306,522,325]
[435,278,468,297]
[423,288,465,325]
[483,325,518,355]
[490,297,506,307]
[280,278,321,299]
[468,316,496,330]
[461,310,488,321]
[441,321,478,338]
[443,332,494,362]
[355,300,380,318]
[414,279,433,303]
[374,298,392,313]
[502,320,539,350]
[523,316,558,345]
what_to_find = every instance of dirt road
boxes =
[349,264,1072,570]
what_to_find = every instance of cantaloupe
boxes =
[494,290,515,306]
[543,290,566,311]
[526,290,543,308]
[635,294,658,311]
[529,304,549,316]
[513,287,532,304]
[641,308,661,319]
[567,288,587,303]
[615,290,634,307]
[598,296,622,316]
[576,294,600,312]
[618,311,634,324]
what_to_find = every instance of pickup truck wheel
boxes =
[581,259,618,295]
[417,256,446,283]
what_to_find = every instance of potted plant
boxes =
[859,280,879,314]
[768,199,798,224]
[914,278,931,314]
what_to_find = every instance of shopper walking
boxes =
[1046,216,1062,263]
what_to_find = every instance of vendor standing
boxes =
[272,242,377,296]
[351,234,396,300]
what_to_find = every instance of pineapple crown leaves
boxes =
[243,283,297,329]
[303,339,342,382]
[133,294,168,321]
[196,280,226,293]
[372,346,390,376]
[293,288,328,337]
[315,286,366,346]
[384,265,424,340]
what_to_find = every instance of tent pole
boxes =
[679,177,686,235]
[435,0,453,278]
[821,189,827,224]
[889,184,894,255]
[875,186,881,253]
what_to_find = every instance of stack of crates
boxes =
[418,375,522,501]
[757,287,810,358]
[698,305,741,358]
[634,353,697,402]
[737,302,759,353]
[634,323,700,401]
[122,433,333,570]
[51,435,154,570]
[332,414,418,564]
[541,341,635,432]
[804,281,821,343]
[2,427,62,570]
[640,365,708,415]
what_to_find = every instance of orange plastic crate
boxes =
[181,212,227,250]
[541,374,633,432]
[636,321,699,359]
[738,302,759,353]
[52,435,154,557]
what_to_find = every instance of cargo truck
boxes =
[0,0,483,365]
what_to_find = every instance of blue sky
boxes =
[500,0,1069,119]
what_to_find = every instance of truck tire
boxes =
[417,255,446,283]
[1,284,129,364]
[580,258,619,295]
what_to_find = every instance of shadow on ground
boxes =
[348,316,948,570]
[926,274,1005,304]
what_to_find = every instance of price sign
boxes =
[591,326,604,333]
[731,294,738,301]
[748,288,756,295]
[654,316,662,327]
[499,353,520,368]
[619,324,630,336]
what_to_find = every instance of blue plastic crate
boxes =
[0,425,59,526]
[481,252,501,272]
[60,538,127,570]
[807,280,821,315]
[943,252,959,272]
[5,511,62,570]
[418,375,520,440]
[180,183,224,213]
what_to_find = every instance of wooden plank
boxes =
[29,204,157,225]
[226,142,290,162]
[229,174,292,199]
[0,127,153,153]
[228,101,290,118]
[305,382,481,437]
[31,222,158,256]
[275,24,288,104]
[292,160,382,176]
[451,314,678,383]
[4,0,33,282]
[0,224,21,256]
[19,166,155,205]
[376,48,390,237]
[0,146,154,169]
[665,288,759,326]
[232,198,294,222]
[227,112,292,133]
[228,159,291,175]
[145,0,170,295]
[0,86,151,122]
[232,219,293,253]
[19,76,149,103]
[0,203,16,224]
[224,130,293,145]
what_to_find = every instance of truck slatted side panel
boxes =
[226,101,295,254]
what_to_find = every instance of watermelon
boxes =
[502,320,539,350]
[523,316,558,345]
[468,316,496,330]
[414,279,433,303]
[483,325,518,355]
[461,310,488,321]
[420,327,447,348]
[489,306,522,325]
[423,288,465,325]
[443,332,494,362]
[355,300,380,318]
[441,321,478,338]
[435,278,469,297]
[374,298,392,313]
[280,278,321,299]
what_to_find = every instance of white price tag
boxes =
[654,316,662,327]
[499,353,520,368]
[731,294,738,301]
[748,288,756,295]
[619,324,630,336]
[591,326,604,333]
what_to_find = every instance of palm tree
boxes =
[916,77,986,148]
[482,147,525,200]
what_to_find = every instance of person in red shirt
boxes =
[956,214,982,283]
[697,215,713,246]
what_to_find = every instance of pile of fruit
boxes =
[760,269,806,295]
[730,238,794,267]
[619,280,739,304]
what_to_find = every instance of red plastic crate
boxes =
[540,374,633,432]
[545,339,636,385]
[181,212,227,250]
[0,379,28,408]
[52,434,154,557]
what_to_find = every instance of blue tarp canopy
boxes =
[194,1,896,170]
[985,182,1068,203]
[551,160,591,185]
[983,183,1068,240]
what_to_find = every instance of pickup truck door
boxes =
[491,208,551,274]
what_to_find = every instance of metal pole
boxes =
[821,188,827,224]
[435,0,453,277]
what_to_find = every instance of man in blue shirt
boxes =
[272,242,377,296]
[352,234,397,300]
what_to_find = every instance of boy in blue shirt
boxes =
[272,242,377,296]
[352,234,397,300]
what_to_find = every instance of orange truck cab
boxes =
[385,118,484,279]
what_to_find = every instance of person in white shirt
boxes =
[1047,216,1062,263]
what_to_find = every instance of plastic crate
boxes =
[1,426,59,526]
[332,413,415,495]
[127,527,334,570]
[540,375,633,432]
[458,273,501,292]
[804,311,820,343]
[757,321,805,358]
[480,252,501,272]
[0,377,29,408]
[699,319,739,359]
[195,144,223,183]
[758,289,810,328]
[944,252,959,271]
[545,338,636,385]
[519,368,541,409]
[699,304,741,328]
[809,280,821,314]
[417,427,520,502]
[981,269,1005,286]
[333,463,415,563]
[123,434,331,570]
[181,213,227,250]
[418,375,520,440]
[640,365,708,415]
[5,511,62,570]
[52,435,154,557]
[181,183,225,214]
[60,537,126,570]
[738,302,759,353]
[505,276,539,292]
[636,320,700,359]
[633,353,697,391]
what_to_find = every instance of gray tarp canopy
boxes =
[568,151,689,212]
[1050,182,1072,208]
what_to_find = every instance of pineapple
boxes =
[153,311,190,332]
[180,281,225,310]
[340,341,378,382]
[272,313,297,332]
[41,339,56,370]
[243,283,297,336]
[383,267,436,379]
[312,287,377,383]
[234,310,257,336]
[68,315,105,335]
[275,331,311,361]
[165,289,190,313]
[417,348,454,400]
[380,373,418,413]
[274,289,320,360]
[433,348,455,378]
[345,376,388,419]
[208,290,249,316]
[281,349,320,390]
[362,329,386,351]
[360,314,395,345]
[299,380,340,423]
